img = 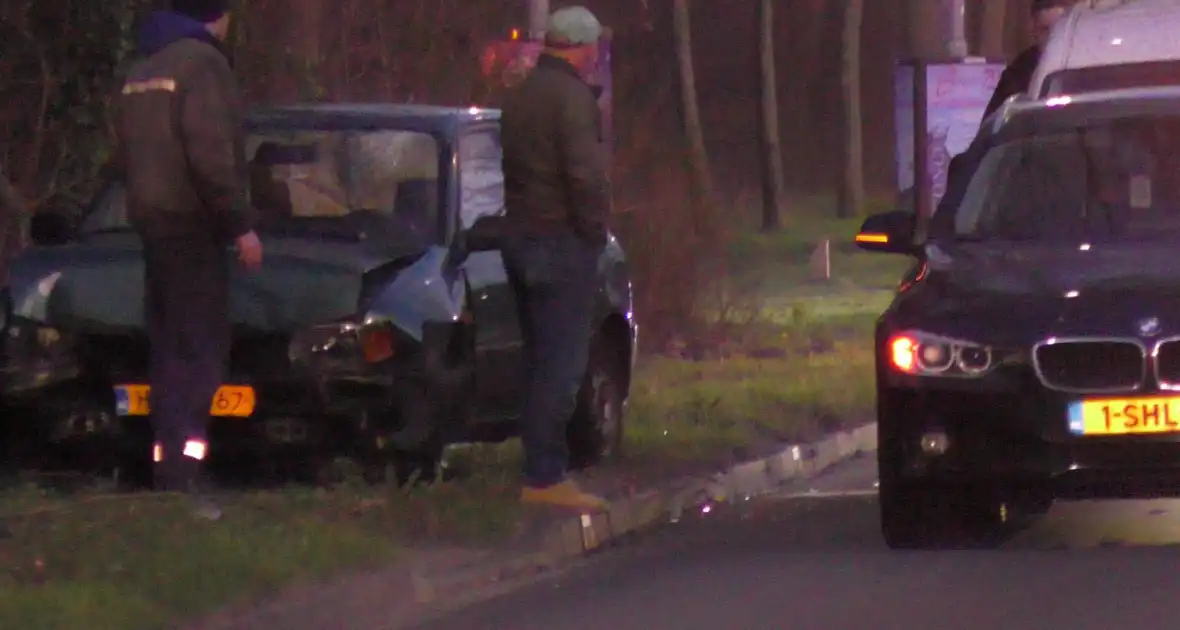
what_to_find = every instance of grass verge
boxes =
[0,474,522,630]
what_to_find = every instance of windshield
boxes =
[80,129,442,245]
[953,115,1180,243]
[1043,62,1180,98]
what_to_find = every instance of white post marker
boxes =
[810,238,831,281]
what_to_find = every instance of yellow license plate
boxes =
[114,384,256,418]
[1068,397,1180,436]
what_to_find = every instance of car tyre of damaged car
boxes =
[568,335,627,470]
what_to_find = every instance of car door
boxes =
[457,122,525,420]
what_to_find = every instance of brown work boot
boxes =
[521,480,610,512]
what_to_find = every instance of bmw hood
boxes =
[915,242,1180,344]
[6,233,434,334]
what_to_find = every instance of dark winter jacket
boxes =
[500,54,610,247]
[117,10,254,242]
[982,45,1043,121]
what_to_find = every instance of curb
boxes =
[411,422,878,605]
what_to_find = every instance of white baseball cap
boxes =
[545,6,603,47]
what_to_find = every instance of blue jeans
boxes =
[503,231,601,488]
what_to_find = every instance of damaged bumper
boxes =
[0,311,468,449]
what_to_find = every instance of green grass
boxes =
[626,341,875,464]
[0,476,523,630]
[619,216,903,468]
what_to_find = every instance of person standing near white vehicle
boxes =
[982,0,1078,121]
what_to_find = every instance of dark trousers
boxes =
[503,231,600,488]
[141,232,230,490]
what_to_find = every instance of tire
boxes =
[879,476,1006,550]
[568,336,625,471]
[877,388,1006,550]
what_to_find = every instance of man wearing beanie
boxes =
[982,0,1077,121]
[118,0,263,519]
[500,6,611,512]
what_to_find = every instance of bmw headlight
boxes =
[886,330,998,377]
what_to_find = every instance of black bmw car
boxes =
[857,86,1180,548]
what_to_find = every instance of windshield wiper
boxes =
[80,226,134,236]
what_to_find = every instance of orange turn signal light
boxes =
[855,232,889,244]
[360,326,395,363]
[889,334,918,373]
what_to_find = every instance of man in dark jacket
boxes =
[118,0,262,518]
[982,0,1077,121]
[0,171,27,286]
[500,5,610,512]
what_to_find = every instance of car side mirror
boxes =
[854,210,918,256]
[29,211,75,246]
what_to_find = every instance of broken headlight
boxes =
[288,316,397,369]
[2,316,79,391]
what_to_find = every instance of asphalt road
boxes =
[407,455,1180,630]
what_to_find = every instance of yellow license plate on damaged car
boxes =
[1068,397,1180,436]
[114,384,256,418]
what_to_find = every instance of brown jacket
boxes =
[500,54,610,246]
[118,36,254,241]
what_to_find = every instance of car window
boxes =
[79,182,130,234]
[1044,61,1180,98]
[458,127,505,229]
[954,115,1180,243]
[80,129,443,246]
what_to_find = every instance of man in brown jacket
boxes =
[118,0,262,517]
[500,6,611,511]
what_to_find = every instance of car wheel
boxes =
[568,336,625,471]
[877,388,1006,550]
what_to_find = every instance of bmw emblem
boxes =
[1138,316,1162,337]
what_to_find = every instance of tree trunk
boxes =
[980,0,1009,58]
[672,0,714,207]
[838,0,865,219]
[907,0,945,59]
[0,171,28,284]
[528,0,550,40]
[757,0,787,232]
[297,0,324,100]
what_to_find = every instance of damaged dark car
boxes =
[857,87,1180,548]
[0,104,637,481]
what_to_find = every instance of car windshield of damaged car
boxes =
[80,129,441,249]
[953,116,1180,244]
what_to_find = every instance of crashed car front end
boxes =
[0,248,469,453]
[0,115,471,456]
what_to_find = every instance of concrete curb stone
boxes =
[412,421,878,605]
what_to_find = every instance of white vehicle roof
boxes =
[1029,0,1180,99]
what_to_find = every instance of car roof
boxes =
[245,103,501,135]
[990,84,1180,137]
[1030,0,1180,97]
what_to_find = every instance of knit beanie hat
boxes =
[171,0,229,23]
